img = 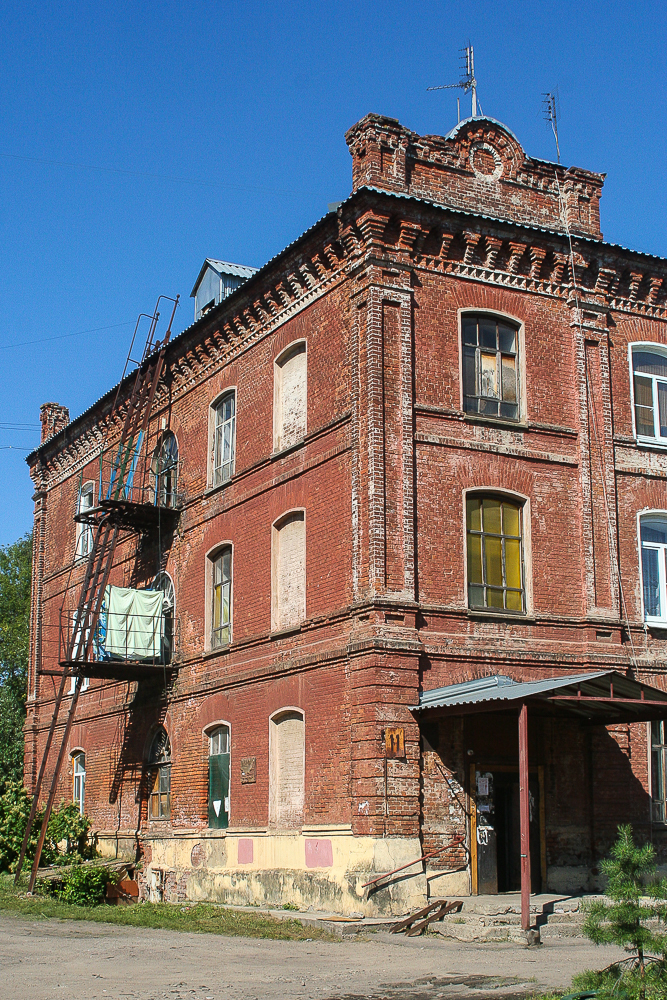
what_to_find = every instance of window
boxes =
[274,342,307,451]
[640,515,667,623]
[152,432,179,507]
[148,727,171,820]
[632,347,667,442]
[72,752,85,815]
[212,391,236,486]
[76,482,95,560]
[154,572,174,663]
[208,724,230,829]
[269,709,304,829]
[466,495,525,612]
[272,512,306,631]
[462,314,520,420]
[652,721,667,823]
[211,547,232,648]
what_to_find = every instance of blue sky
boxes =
[1,0,666,546]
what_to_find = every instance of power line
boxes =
[0,446,31,452]
[0,422,40,429]
[0,321,133,352]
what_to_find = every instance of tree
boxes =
[0,533,32,790]
[574,825,667,1000]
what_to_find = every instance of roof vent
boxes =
[191,259,258,321]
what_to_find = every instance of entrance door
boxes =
[474,768,542,893]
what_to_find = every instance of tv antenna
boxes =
[543,90,561,163]
[427,43,482,120]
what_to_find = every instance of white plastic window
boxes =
[72,752,85,815]
[641,516,667,623]
[213,392,236,486]
[76,483,94,560]
[633,348,667,443]
[211,547,232,647]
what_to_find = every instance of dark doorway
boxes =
[475,768,542,894]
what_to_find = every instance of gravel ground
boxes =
[0,911,627,1000]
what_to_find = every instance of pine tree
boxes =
[575,825,667,1000]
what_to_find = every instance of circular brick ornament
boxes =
[470,142,502,179]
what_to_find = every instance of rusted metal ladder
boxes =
[15,296,179,891]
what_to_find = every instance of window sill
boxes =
[467,609,535,622]
[203,476,235,499]
[464,413,523,430]
[202,641,232,660]
[636,438,667,452]
[270,623,303,639]
[271,438,306,462]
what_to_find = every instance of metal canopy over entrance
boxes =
[413,671,667,933]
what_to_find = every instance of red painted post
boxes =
[519,701,531,932]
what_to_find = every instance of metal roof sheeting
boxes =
[190,258,259,298]
[414,670,667,720]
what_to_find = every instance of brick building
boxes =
[25,112,667,917]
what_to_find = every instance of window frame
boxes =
[629,342,667,448]
[147,727,172,822]
[209,388,237,488]
[463,489,531,616]
[204,721,231,829]
[637,510,667,625]
[151,431,179,508]
[206,543,233,651]
[75,481,95,561]
[459,309,525,423]
[273,340,307,453]
[271,509,306,632]
[71,750,86,816]
[651,719,667,824]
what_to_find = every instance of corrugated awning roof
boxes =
[414,670,667,722]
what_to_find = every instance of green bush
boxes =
[0,782,96,874]
[0,780,40,873]
[57,865,117,907]
[46,803,95,861]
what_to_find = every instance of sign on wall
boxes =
[240,756,257,784]
[384,727,405,759]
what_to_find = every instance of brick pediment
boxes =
[346,113,605,240]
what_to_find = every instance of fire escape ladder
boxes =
[16,296,180,887]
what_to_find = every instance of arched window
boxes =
[640,515,667,622]
[269,709,304,829]
[72,752,85,815]
[272,512,306,631]
[274,342,307,451]
[148,727,171,820]
[462,314,520,421]
[632,347,667,442]
[210,546,232,648]
[76,481,95,559]
[212,391,236,486]
[207,724,230,829]
[466,494,525,612]
[152,432,179,508]
[153,572,174,664]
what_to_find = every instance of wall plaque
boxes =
[240,756,256,783]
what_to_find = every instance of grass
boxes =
[0,874,337,941]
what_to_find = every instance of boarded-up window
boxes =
[274,342,306,451]
[272,512,305,631]
[269,710,304,829]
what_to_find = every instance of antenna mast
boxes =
[428,43,482,119]
[543,91,561,164]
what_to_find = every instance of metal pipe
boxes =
[519,702,531,932]
[361,835,463,888]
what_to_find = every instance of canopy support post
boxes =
[519,701,531,932]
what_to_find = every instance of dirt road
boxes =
[0,912,625,1000]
